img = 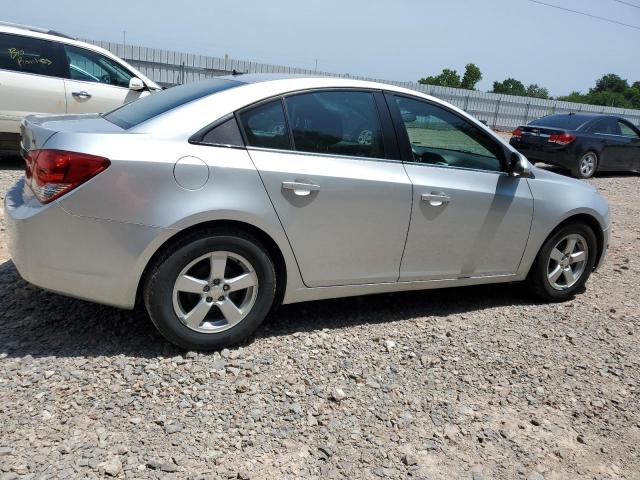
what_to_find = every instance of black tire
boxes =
[528,222,597,302]
[143,228,276,351]
[572,151,598,179]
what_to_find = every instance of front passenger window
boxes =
[618,121,640,138]
[395,96,503,172]
[64,45,133,87]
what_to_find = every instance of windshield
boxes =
[104,78,243,129]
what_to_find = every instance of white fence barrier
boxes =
[85,39,640,130]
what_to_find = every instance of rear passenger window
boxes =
[0,33,67,78]
[201,116,244,146]
[238,100,291,150]
[285,91,385,159]
[591,119,620,135]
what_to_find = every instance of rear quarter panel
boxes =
[47,132,305,304]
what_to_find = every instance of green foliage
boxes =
[592,74,629,94]
[492,78,527,96]
[525,84,550,99]
[418,68,461,88]
[461,63,482,90]
[557,74,640,108]
[417,67,638,108]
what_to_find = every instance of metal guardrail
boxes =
[84,39,640,130]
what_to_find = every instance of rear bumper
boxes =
[4,178,164,309]
[510,140,576,169]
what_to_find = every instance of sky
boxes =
[5,0,640,96]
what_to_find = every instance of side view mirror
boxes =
[129,77,145,91]
[509,152,532,177]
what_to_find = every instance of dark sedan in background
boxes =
[510,113,640,178]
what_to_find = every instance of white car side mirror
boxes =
[129,77,145,91]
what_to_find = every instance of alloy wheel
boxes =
[546,233,589,290]
[579,153,597,178]
[172,251,258,333]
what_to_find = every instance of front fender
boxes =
[517,169,610,276]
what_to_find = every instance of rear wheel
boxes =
[143,229,276,350]
[529,222,597,301]
[573,151,598,179]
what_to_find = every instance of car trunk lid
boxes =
[20,114,124,153]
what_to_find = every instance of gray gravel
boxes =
[0,154,638,479]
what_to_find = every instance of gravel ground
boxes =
[0,153,638,480]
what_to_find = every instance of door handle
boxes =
[421,192,450,206]
[72,91,92,99]
[282,181,320,196]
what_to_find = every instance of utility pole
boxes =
[314,59,318,72]
[123,31,126,56]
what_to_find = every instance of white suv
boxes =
[0,22,160,154]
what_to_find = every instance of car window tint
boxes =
[64,45,133,88]
[201,116,244,146]
[618,121,639,138]
[285,91,385,159]
[0,33,67,77]
[238,100,291,150]
[104,78,242,129]
[592,119,620,135]
[395,96,503,172]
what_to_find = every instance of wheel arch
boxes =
[136,219,289,309]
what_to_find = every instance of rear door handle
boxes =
[282,181,320,196]
[421,192,450,206]
[72,91,92,99]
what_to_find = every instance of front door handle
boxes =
[421,192,450,206]
[282,181,320,196]
[72,91,92,99]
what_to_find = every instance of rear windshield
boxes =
[104,78,243,129]
[529,114,590,130]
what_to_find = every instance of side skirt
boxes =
[282,273,525,305]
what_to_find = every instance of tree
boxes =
[492,78,527,96]
[418,68,461,88]
[557,91,587,103]
[592,74,629,94]
[461,63,482,90]
[525,84,550,99]
[558,74,638,108]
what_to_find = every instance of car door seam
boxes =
[397,161,414,282]
[243,148,309,287]
[516,178,536,274]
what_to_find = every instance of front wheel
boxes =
[143,229,276,350]
[528,222,597,301]
[573,151,598,179]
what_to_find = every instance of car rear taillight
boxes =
[24,149,110,204]
[548,133,576,145]
[511,128,523,138]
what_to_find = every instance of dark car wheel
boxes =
[143,228,276,351]
[573,151,598,179]
[528,222,597,302]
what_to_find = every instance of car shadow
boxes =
[0,259,541,359]
[0,154,23,170]
[537,163,639,178]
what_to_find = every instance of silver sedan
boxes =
[5,75,611,350]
